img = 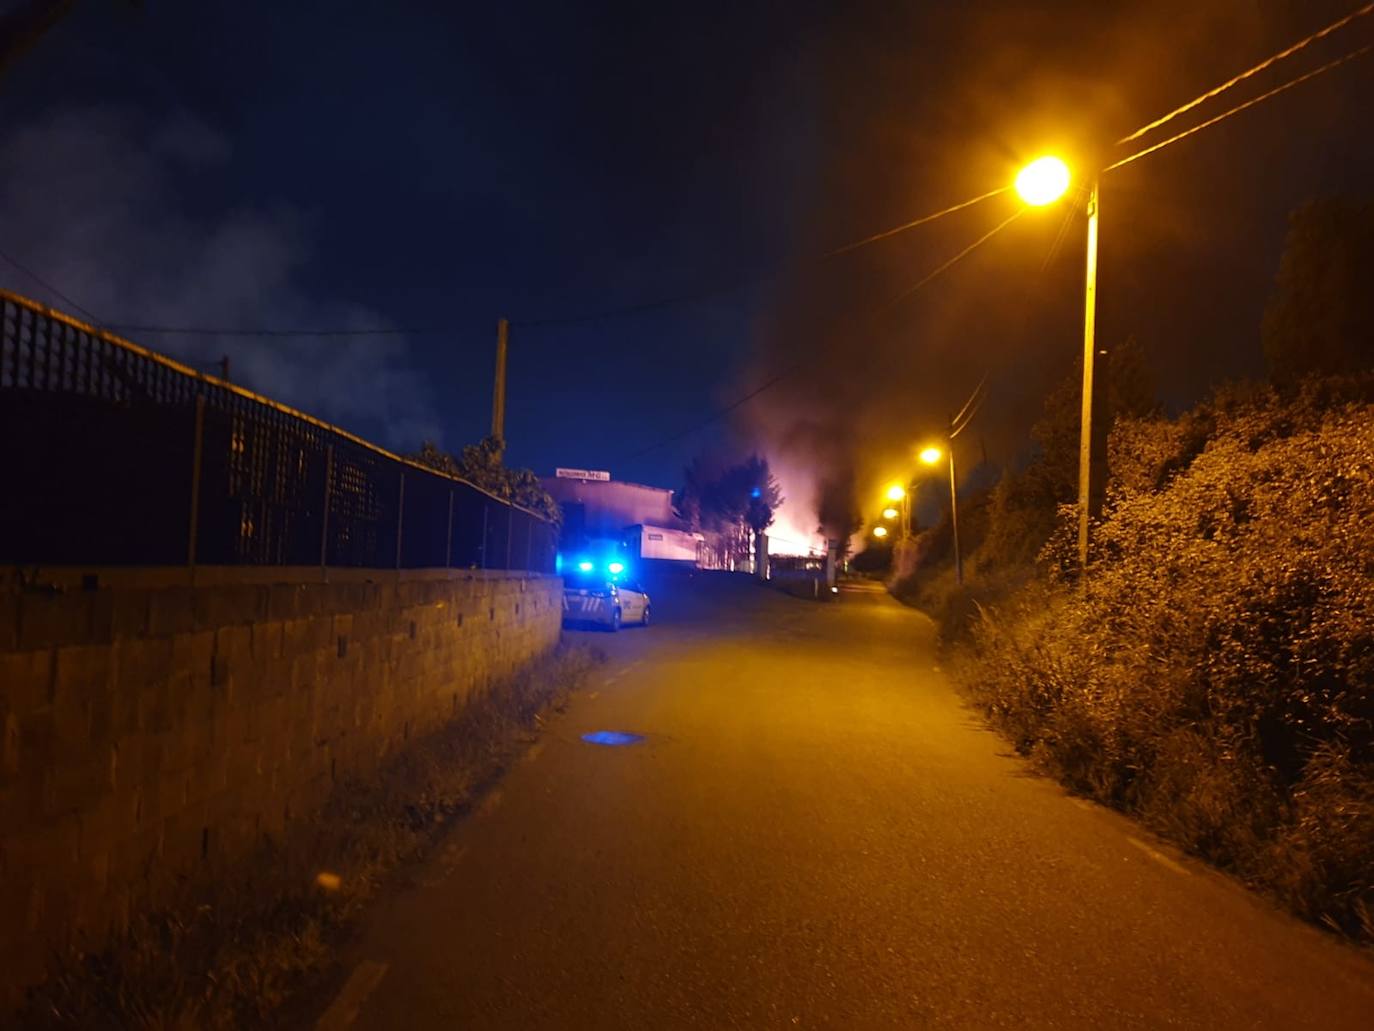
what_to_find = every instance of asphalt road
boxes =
[314,571,1374,1029]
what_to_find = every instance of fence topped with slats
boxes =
[0,288,555,573]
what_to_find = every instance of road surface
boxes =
[312,572,1374,1029]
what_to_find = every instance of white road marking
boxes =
[316,960,389,1030]
[1126,836,1190,876]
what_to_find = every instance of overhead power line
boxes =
[619,367,799,462]
[1105,41,1374,173]
[1117,1,1374,145]
[57,185,1007,341]
[620,205,1025,461]
[949,376,988,439]
[0,246,103,326]
[819,187,1009,259]
[879,209,1023,316]
[517,185,1009,329]
[107,324,428,338]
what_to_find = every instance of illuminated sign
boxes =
[555,468,611,481]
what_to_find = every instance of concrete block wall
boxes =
[0,568,561,999]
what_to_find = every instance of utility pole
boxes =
[491,317,508,443]
[1077,178,1100,572]
[948,419,963,587]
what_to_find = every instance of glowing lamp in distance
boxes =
[873,526,889,539]
[577,560,594,572]
[885,484,906,502]
[919,446,943,466]
[882,507,899,520]
[1015,156,1071,206]
[608,562,625,574]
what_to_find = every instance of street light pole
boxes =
[1077,177,1100,571]
[946,424,963,587]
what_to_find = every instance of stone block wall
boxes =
[0,568,562,999]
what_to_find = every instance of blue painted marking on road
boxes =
[581,731,645,746]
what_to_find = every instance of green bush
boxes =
[956,385,1374,939]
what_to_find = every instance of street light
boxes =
[917,442,964,586]
[1014,156,1071,207]
[872,525,889,539]
[1015,154,1095,571]
[882,507,899,520]
[883,483,911,540]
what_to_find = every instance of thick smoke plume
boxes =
[0,106,439,448]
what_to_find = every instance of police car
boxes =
[560,557,651,632]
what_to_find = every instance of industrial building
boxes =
[541,468,703,565]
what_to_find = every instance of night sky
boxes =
[1,1,1371,542]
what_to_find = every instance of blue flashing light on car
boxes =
[577,560,594,572]
[608,561,625,575]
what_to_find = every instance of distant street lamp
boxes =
[881,506,900,520]
[919,442,963,586]
[1015,155,1094,571]
[873,525,890,539]
[883,483,911,540]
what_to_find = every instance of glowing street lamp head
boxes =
[1015,156,1071,206]
[873,525,889,539]
[882,507,899,520]
[885,484,906,502]
[919,446,943,466]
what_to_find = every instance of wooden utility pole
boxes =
[491,317,509,443]
[948,417,963,587]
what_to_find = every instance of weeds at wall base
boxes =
[11,642,605,1030]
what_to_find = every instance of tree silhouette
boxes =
[677,453,783,568]
[1263,198,1374,386]
[408,436,560,523]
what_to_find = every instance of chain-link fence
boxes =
[0,289,556,572]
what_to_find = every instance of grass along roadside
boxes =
[14,642,605,1030]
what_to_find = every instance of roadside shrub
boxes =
[955,386,1374,939]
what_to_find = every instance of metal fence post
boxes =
[187,395,206,566]
[395,471,406,568]
[320,444,333,568]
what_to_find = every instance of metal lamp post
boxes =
[1014,156,1095,570]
